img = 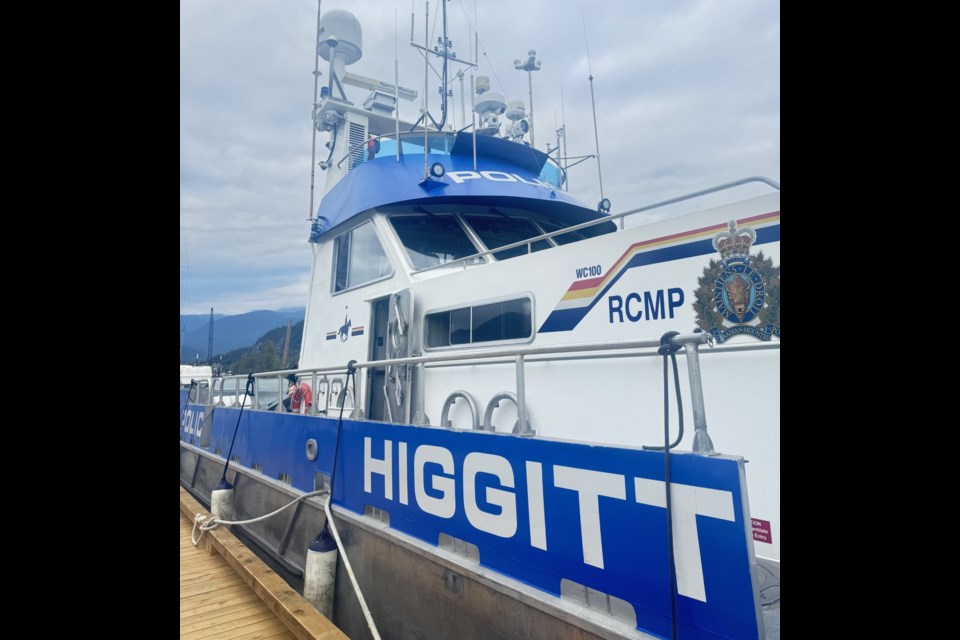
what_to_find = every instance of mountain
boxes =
[180,312,226,334]
[179,308,305,358]
[218,319,305,373]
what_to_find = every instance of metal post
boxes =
[414,362,427,425]
[683,343,715,454]
[395,9,400,162]
[587,74,609,226]
[472,32,477,170]
[515,50,540,147]
[277,374,284,413]
[404,363,413,424]
[560,82,569,190]
[527,70,534,146]
[458,71,465,130]
[423,1,429,179]
[515,355,529,435]
[471,74,477,170]
[308,0,322,219]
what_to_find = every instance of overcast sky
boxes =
[180,0,779,315]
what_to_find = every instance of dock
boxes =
[180,487,348,640]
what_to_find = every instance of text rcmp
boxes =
[609,287,685,323]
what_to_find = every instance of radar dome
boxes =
[475,92,506,115]
[317,10,363,65]
[505,100,526,121]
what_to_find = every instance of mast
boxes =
[207,307,214,365]
[281,320,293,369]
[308,0,323,220]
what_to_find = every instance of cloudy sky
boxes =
[180,0,779,315]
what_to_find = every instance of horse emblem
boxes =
[337,315,352,342]
[693,221,780,343]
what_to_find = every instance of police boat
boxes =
[181,7,780,640]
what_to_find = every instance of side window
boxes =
[332,222,393,293]
[425,297,533,348]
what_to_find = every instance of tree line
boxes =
[215,320,304,374]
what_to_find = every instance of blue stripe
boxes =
[195,408,761,640]
[538,223,780,333]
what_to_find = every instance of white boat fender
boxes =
[303,523,338,620]
[210,479,235,523]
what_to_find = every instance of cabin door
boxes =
[366,297,390,421]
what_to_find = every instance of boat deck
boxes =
[180,488,348,640]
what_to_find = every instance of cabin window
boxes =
[462,214,553,260]
[332,221,393,293]
[390,214,480,269]
[425,297,533,349]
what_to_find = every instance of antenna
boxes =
[561,82,569,189]
[409,0,477,134]
[308,0,322,220]
[395,9,401,161]
[581,4,607,217]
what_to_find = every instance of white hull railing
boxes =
[211,332,738,454]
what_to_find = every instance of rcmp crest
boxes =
[693,221,780,343]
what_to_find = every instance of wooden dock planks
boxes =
[180,487,348,640]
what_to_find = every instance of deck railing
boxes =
[207,332,785,454]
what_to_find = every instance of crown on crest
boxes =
[712,221,756,260]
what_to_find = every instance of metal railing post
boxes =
[413,362,427,425]
[276,374,284,412]
[515,354,530,435]
[683,343,715,454]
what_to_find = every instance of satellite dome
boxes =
[317,10,363,65]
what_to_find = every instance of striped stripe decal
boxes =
[538,211,780,333]
[326,326,366,340]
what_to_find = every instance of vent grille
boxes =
[348,122,366,170]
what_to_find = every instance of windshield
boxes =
[390,214,481,269]
[365,132,565,189]
[462,214,552,260]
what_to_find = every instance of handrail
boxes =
[333,129,565,185]
[413,176,780,274]
[210,332,724,450]
[223,334,707,382]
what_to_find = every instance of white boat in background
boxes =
[182,6,779,639]
[179,364,212,389]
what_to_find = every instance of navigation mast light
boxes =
[514,49,541,146]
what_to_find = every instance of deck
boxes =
[180,487,348,640]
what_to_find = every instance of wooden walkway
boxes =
[180,488,348,640]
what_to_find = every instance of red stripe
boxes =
[558,209,780,295]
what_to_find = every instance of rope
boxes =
[191,489,327,546]
[642,331,685,640]
[180,380,197,429]
[325,361,382,640]
[219,374,255,487]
